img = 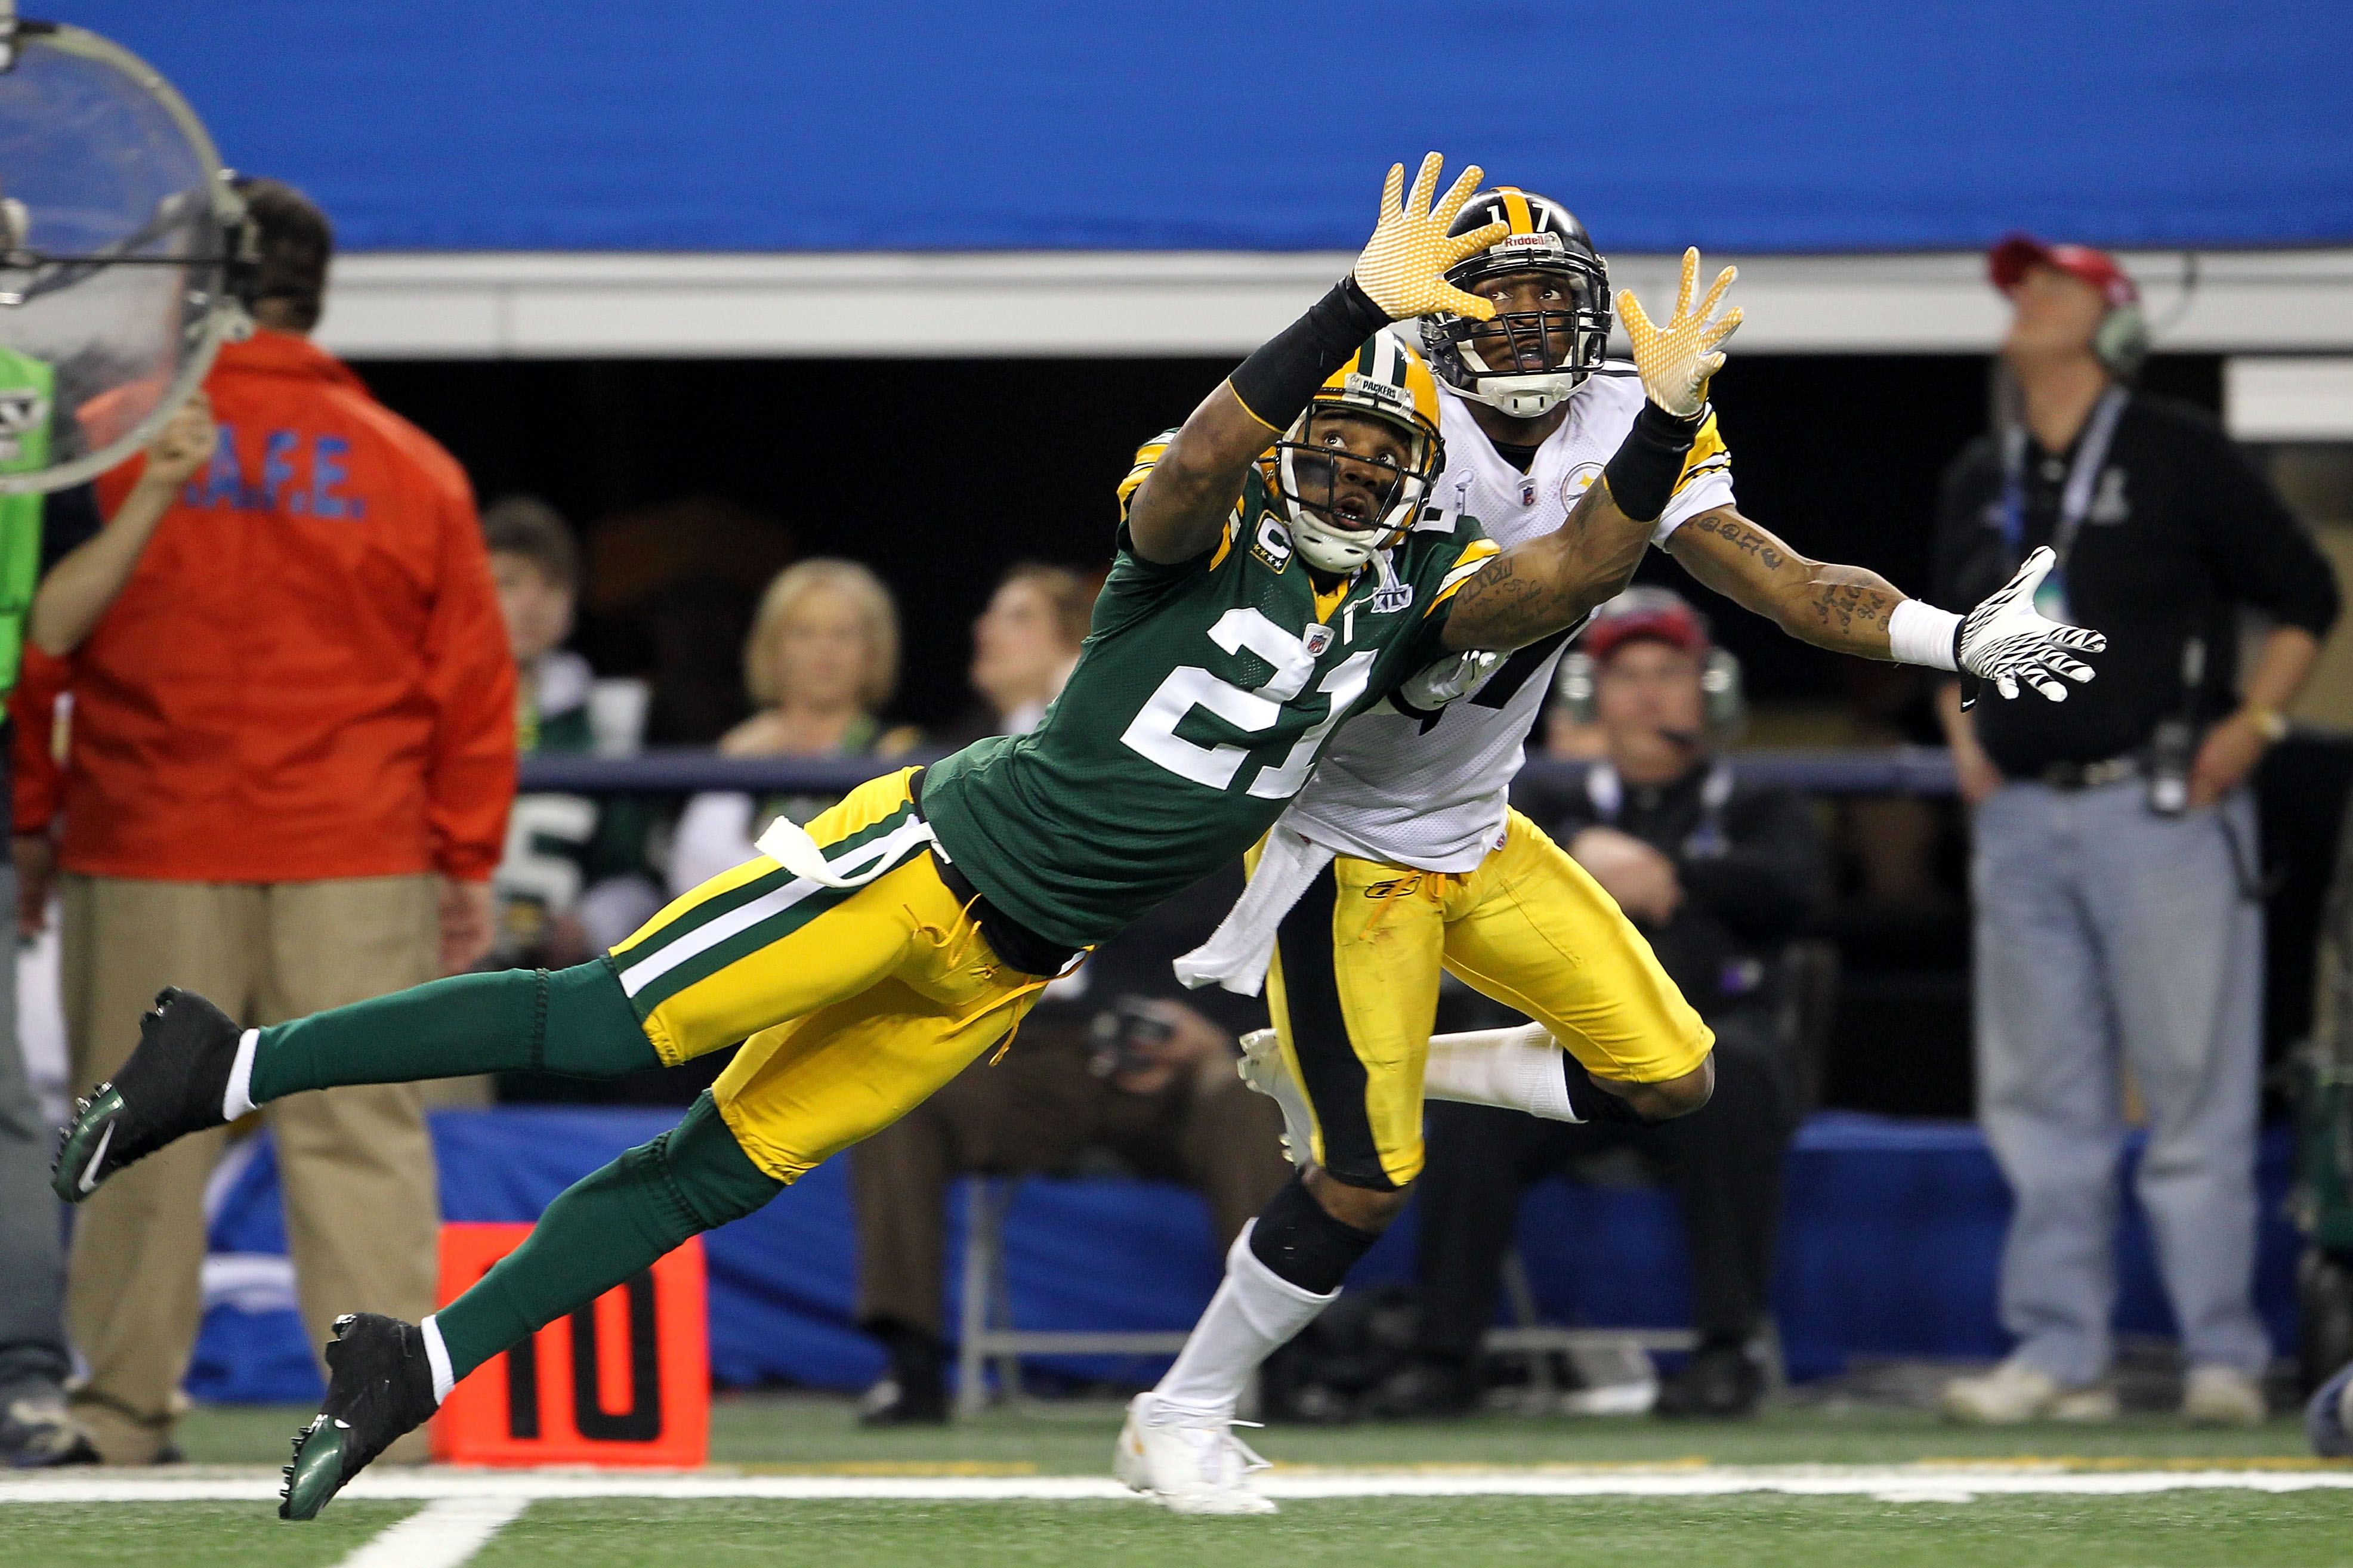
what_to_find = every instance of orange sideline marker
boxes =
[431,1221,708,1468]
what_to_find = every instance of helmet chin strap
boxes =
[1292,520,1376,574]
[1468,371,1579,419]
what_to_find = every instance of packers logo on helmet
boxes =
[1272,333,1444,576]
[1419,187,1612,420]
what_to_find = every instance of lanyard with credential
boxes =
[1997,386,2126,622]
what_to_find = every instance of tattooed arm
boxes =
[1664,506,1910,658]
[1438,477,1657,652]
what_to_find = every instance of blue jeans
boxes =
[1972,780,2268,1384]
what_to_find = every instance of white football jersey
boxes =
[1276,367,1736,873]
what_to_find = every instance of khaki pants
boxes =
[60,874,442,1464]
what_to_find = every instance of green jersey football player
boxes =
[51,152,1736,1518]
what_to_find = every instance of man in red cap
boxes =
[1934,235,2338,1426]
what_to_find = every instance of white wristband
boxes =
[1887,599,1961,672]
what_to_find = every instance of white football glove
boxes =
[1615,248,1741,417]
[1958,546,2106,701]
[1393,648,1503,715]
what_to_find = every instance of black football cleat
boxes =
[280,1314,440,1520]
[51,988,242,1204]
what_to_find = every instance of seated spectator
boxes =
[945,563,1092,742]
[845,599,1285,1424]
[483,496,660,969]
[667,559,919,894]
[1379,589,1825,1420]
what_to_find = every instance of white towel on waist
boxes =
[1172,825,1335,997]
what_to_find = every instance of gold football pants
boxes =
[1265,809,1712,1190]
[609,768,1051,1182]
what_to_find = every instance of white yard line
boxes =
[4,1467,2353,1505]
[334,1497,529,1568]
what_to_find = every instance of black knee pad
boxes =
[1248,1173,1381,1295]
[642,1091,785,1237]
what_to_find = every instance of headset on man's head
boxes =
[1552,586,1746,741]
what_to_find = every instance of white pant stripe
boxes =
[615,816,932,1000]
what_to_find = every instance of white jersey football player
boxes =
[1120,200,2107,1515]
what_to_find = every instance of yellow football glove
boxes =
[1351,152,1511,321]
[1617,248,1742,417]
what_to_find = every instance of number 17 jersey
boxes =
[919,435,1496,952]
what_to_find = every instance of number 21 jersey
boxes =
[920,434,1496,951]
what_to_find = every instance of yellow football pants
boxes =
[1265,809,1712,1190]
[607,768,1050,1182]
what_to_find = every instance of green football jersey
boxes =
[921,434,1496,951]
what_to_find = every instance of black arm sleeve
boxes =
[1227,277,1390,434]
[39,483,100,579]
[2184,415,2340,638]
[1676,786,1826,944]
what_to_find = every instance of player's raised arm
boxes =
[1439,249,1739,651]
[1665,509,2107,702]
[1125,153,1506,564]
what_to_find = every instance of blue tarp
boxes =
[54,3,2353,255]
[190,1106,2301,1405]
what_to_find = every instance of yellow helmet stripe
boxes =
[1496,186,1536,236]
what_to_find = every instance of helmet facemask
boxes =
[1422,239,1613,420]
[1273,389,1441,576]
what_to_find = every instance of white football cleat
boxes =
[2181,1365,2266,1427]
[1115,1393,1278,1516]
[1236,1029,1315,1168]
[1939,1357,2116,1424]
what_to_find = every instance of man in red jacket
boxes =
[23,179,515,1464]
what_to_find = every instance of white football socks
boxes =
[1153,1223,1335,1420]
[1423,1022,1577,1121]
[221,1028,261,1122]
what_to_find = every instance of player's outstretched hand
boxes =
[1352,152,1509,322]
[1617,249,1741,417]
[1957,546,2106,701]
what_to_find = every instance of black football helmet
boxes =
[1419,187,1611,420]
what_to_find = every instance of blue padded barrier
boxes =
[191,1107,2298,1403]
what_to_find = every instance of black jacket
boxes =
[1517,759,1824,1020]
[1932,393,2337,776]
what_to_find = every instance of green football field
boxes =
[5,1396,2351,1568]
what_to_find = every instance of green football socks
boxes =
[250,960,659,1102]
[431,1091,782,1380]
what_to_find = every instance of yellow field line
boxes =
[727,1461,1040,1476]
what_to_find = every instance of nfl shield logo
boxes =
[1301,624,1334,657]
[1520,478,1537,508]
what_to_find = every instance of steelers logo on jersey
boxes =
[1560,460,1603,511]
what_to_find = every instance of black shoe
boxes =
[280,1314,440,1520]
[1654,1340,1764,1419]
[1363,1359,1479,1420]
[856,1374,947,1425]
[857,1322,946,1425]
[52,989,242,1204]
[0,1391,100,1468]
